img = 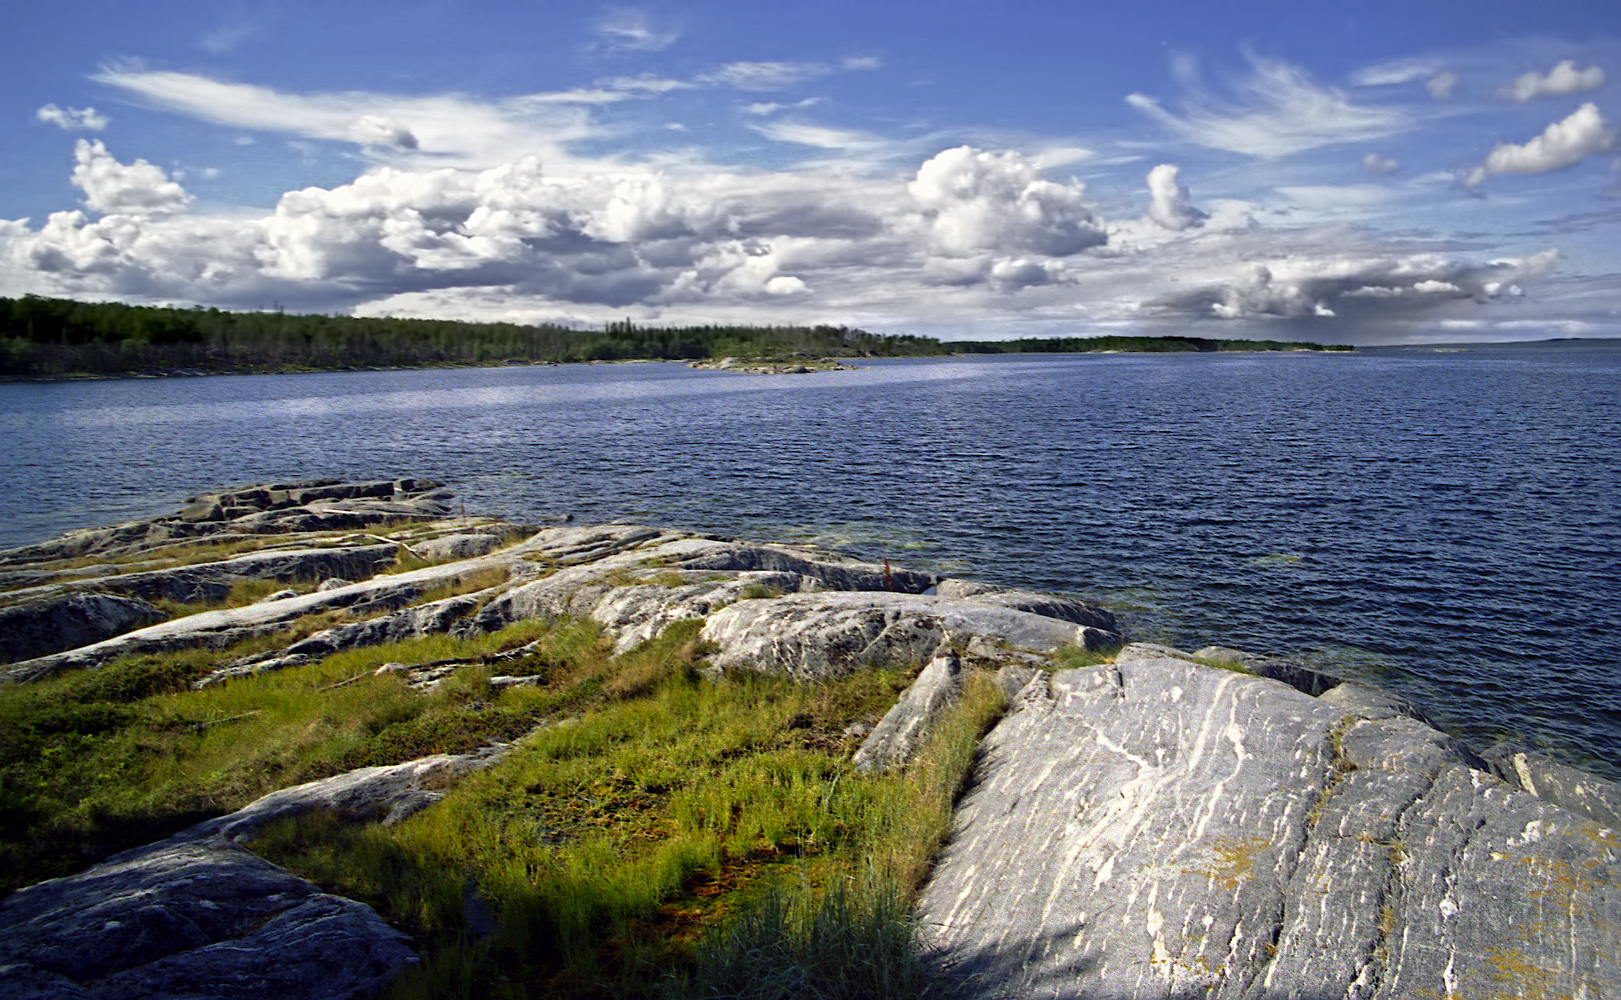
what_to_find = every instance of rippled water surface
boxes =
[3,344,1618,776]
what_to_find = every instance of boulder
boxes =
[0,837,416,1000]
[700,591,1118,682]
[409,532,504,562]
[914,644,1621,999]
[0,593,166,663]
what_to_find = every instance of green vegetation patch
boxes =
[0,620,554,892]
[2,611,1007,999]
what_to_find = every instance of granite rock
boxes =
[0,593,166,663]
[852,648,963,773]
[914,643,1621,999]
[0,838,416,1000]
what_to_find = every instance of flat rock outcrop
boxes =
[915,643,1621,999]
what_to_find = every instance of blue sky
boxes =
[3,1,1619,344]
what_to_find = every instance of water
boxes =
[2,344,1618,778]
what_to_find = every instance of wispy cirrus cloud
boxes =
[698,57,879,92]
[752,120,884,152]
[1128,54,1413,158]
[92,68,598,166]
[594,9,680,53]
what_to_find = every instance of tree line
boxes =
[0,294,1346,377]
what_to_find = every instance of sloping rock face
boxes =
[915,644,1621,999]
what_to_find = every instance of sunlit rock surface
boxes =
[915,643,1621,999]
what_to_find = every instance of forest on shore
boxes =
[0,295,1349,378]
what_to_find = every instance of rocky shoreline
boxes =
[1,480,1617,999]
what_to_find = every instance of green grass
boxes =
[0,619,555,892]
[2,611,1008,999]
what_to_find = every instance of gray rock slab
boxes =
[0,837,415,1000]
[915,647,1621,999]
[702,591,1115,682]
[186,747,509,842]
[853,650,963,773]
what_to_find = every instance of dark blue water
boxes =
[2,344,1618,778]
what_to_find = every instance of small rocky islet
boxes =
[0,479,1617,999]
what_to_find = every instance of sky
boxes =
[3,1,1620,345]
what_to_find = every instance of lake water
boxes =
[2,344,1618,779]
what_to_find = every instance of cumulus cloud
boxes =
[1428,71,1459,99]
[1151,249,1557,321]
[36,104,109,131]
[1466,102,1614,187]
[1362,153,1399,174]
[1145,164,1207,231]
[71,140,190,216]
[1500,61,1606,102]
[1127,55,1412,158]
[595,9,679,52]
[909,146,1105,256]
[0,126,1586,339]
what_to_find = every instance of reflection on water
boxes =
[1,345,1618,777]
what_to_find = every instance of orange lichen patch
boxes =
[1182,836,1271,891]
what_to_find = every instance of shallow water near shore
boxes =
[2,343,1618,778]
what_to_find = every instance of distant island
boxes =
[0,294,1350,379]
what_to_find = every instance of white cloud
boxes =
[1152,249,1558,322]
[698,62,834,91]
[1428,71,1459,99]
[1127,55,1412,158]
[908,146,1105,256]
[599,75,692,96]
[36,104,109,131]
[1351,58,1441,87]
[71,140,190,216]
[1033,146,1093,168]
[1145,164,1206,231]
[743,98,821,116]
[347,115,418,149]
[0,120,1592,341]
[753,120,882,152]
[595,9,680,52]
[93,69,594,168]
[1466,102,1614,187]
[1500,61,1606,102]
[1362,153,1400,174]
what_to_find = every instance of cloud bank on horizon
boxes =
[2,1,1619,345]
